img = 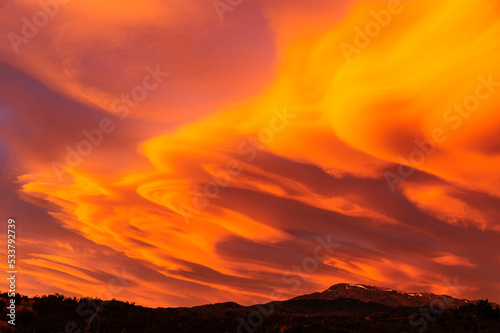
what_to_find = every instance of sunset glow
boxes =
[1,0,500,308]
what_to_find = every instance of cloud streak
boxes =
[1,0,500,307]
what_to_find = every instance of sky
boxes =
[1,0,500,308]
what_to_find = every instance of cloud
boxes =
[1,0,500,307]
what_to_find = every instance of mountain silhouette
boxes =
[1,284,499,332]
[293,283,473,308]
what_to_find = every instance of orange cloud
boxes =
[433,254,477,268]
[1,0,500,307]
